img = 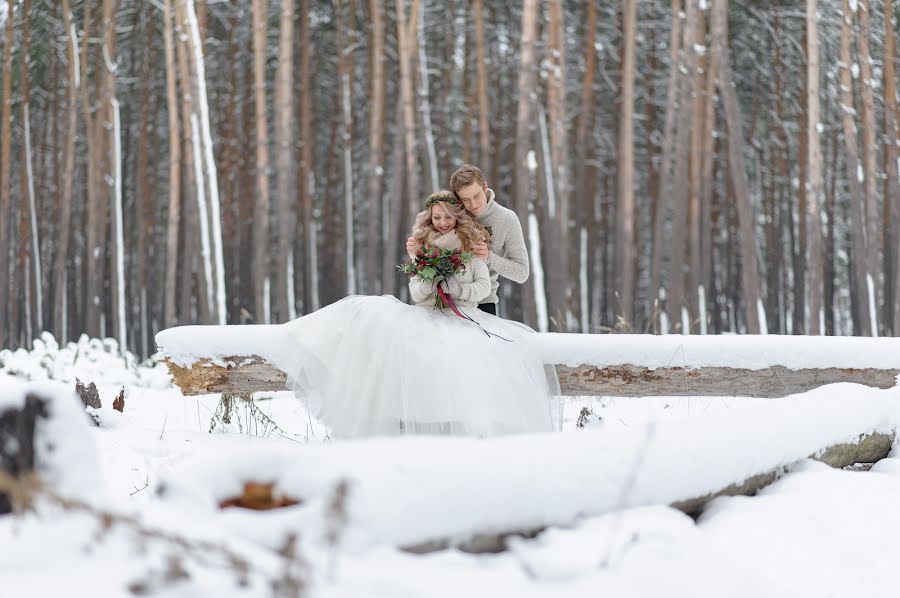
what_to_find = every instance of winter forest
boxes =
[0,0,899,358]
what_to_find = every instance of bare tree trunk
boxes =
[545,0,571,330]
[617,0,637,326]
[857,0,879,334]
[184,0,225,325]
[298,0,317,311]
[252,0,270,323]
[839,0,870,336]
[712,0,762,334]
[19,0,41,339]
[805,0,826,335]
[0,1,14,347]
[397,0,421,220]
[473,0,490,179]
[885,0,900,333]
[417,0,439,191]
[650,0,682,325]
[163,0,182,328]
[668,0,699,331]
[336,0,356,295]
[688,7,707,326]
[366,0,385,293]
[274,0,295,320]
[795,24,808,334]
[513,0,540,326]
[574,0,597,333]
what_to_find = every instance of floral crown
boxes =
[424,192,461,209]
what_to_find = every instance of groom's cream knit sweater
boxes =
[476,189,530,304]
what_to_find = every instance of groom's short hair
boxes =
[450,164,486,195]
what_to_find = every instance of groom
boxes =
[449,164,529,316]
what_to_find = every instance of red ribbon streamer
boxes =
[437,285,466,319]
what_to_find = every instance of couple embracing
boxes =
[283,164,558,439]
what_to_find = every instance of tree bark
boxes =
[397,0,421,221]
[366,0,386,293]
[617,0,637,326]
[512,0,540,326]
[163,0,182,329]
[857,0,879,334]
[839,0,870,336]
[805,0,826,335]
[473,0,491,179]
[274,0,296,321]
[885,0,900,333]
[298,0,318,311]
[0,1,14,347]
[252,0,271,323]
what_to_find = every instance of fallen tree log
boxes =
[161,356,899,398]
[155,388,900,554]
[155,327,900,398]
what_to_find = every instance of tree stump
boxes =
[0,393,49,514]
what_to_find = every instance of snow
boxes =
[158,322,900,372]
[5,334,900,596]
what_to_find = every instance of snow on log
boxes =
[155,386,900,552]
[155,326,900,397]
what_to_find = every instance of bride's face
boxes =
[431,203,457,235]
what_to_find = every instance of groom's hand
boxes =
[472,240,490,261]
[406,237,416,258]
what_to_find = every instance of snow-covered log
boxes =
[155,326,900,398]
[155,387,900,553]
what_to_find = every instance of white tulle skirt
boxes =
[282,295,559,439]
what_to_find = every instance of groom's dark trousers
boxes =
[477,303,497,316]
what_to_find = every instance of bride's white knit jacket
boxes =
[408,230,491,309]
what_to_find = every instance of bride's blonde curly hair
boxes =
[411,191,491,253]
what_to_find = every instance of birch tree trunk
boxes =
[712,0,762,334]
[839,0,870,336]
[252,0,270,323]
[366,0,386,293]
[274,0,295,321]
[617,0,637,326]
[21,0,42,337]
[805,0,826,335]
[163,0,182,328]
[0,1,14,347]
[184,0,225,325]
[513,0,540,326]
[52,0,79,344]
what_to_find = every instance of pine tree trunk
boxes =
[650,0,682,326]
[252,0,270,323]
[884,0,900,333]
[274,0,296,321]
[805,0,826,335]
[397,0,421,221]
[839,0,870,336]
[163,0,182,328]
[298,0,318,311]
[0,2,14,347]
[513,0,539,326]
[336,0,356,296]
[712,0,761,334]
[366,0,386,293]
[857,0,879,334]
[617,0,637,326]
[473,0,491,180]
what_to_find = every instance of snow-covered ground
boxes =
[2,333,900,597]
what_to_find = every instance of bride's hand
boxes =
[472,240,490,261]
[406,237,417,258]
[442,277,462,297]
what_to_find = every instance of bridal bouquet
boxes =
[399,246,473,309]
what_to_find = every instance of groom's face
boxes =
[457,182,488,216]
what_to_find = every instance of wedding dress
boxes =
[282,295,559,439]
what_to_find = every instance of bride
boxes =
[283,191,557,438]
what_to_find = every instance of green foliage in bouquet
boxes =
[398,246,473,283]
